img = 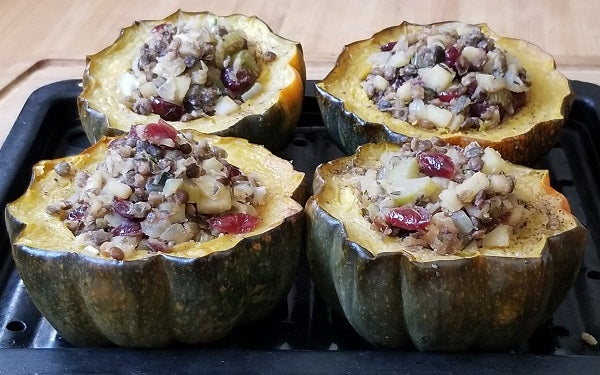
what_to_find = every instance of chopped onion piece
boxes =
[241,82,263,102]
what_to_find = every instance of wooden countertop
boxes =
[1,0,599,148]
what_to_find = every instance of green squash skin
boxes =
[7,208,304,348]
[315,83,570,164]
[315,84,409,156]
[305,197,587,351]
[78,97,301,153]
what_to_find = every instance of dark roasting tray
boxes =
[0,80,599,374]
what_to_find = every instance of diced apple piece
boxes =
[367,51,392,66]
[455,172,489,202]
[382,156,420,180]
[419,64,455,93]
[214,96,240,116]
[439,183,463,212]
[184,176,232,214]
[461,46,487,66]
[202,157,224,172]
[163,178,183,197]
[488,173,514,195]
[481,147,508,174]
[139,81,157,98]
[156,78,176,102]
[475,73,507,92]
[381,177,442,206]
[423,104,453,128]
[482,224,511,247]
[173,75,191,104]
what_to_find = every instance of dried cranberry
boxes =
[111,220,142,237]
[438,91,459,102]
[151,23,168,33]
[445,46,460,70]
[418,152,455,179]
[224,162,241,178]
[151,97,185,121]
[385,207,431,231]
[380,42,397,52]
[112,199,136,220]
[222,67,257,94]
[208,213,258,234]
[140,120,179,145]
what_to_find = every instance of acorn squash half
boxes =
[5,129,305,347]
[305,141,586,351]
[78,10,306,151]
[315,21,572,165]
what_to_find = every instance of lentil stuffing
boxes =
[46,121,267,259]
[349,138,539,255]
[119,19,277,121]
[362,23,530,131]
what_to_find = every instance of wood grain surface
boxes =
[0,0,599,146]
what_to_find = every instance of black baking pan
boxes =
[0,80,599,374]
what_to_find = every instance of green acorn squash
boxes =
[5,130,305,347]
[78,10,306,151]
[305,141,586,351]
[315,21,572,165]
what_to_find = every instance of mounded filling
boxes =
[45,121,267,260]
[362,23,530,132]
[347,138,557,255]
[119,19,277,122]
